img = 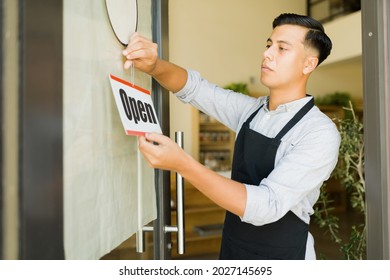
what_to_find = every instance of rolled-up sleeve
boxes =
[175,69,203,103]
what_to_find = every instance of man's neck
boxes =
[268,87,307,111]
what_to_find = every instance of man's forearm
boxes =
[179,153,247,217]
[150,59,188,93]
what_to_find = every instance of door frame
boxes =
[151,0,171,260]
[361,0,390,259]
[18,0,64,259]
[0,0,4,260]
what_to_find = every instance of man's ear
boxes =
[303,56,319,75]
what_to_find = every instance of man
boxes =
[122,13,340,260]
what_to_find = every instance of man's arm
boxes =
[139,132,247,218]
[123,33,187,93]
[125,33,247,218]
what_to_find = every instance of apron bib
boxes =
[220,98,314,260]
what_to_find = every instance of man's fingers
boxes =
[138,133,164,152]
[144,132,166,144]
[123,33,154,56]
[124,60,133,70]
[138,133,184,171]
[123,32,140,55]
[122,32,158,74]
[138,134,164,168]
[138,135,155,149]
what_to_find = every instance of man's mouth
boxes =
[261,65,273,71]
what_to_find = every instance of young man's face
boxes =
[260,24,316,91]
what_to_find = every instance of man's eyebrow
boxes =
[266,38,293,46]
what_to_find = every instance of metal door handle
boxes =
[136,137,153,254]
[136,131,186,255]
[173,131,185,254]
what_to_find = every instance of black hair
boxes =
[272,13,332,66]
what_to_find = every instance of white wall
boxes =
[322,11,362,66]
[308,57,363,100]
[308,11,363,101]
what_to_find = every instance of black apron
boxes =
[220,98,314,260]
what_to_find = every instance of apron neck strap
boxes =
[274,97,315,140]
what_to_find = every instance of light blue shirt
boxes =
[175,70,341,259]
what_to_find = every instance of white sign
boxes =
[109,74,162,136]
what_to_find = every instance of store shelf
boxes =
[199,112,235,172]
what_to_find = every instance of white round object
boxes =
[105,0,138,45]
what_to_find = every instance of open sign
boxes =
[109,74,162,136]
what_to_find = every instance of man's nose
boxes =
[263,47,273,61]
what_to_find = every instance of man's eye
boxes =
[265,45,271,49]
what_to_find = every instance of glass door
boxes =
[101,0,176,260]
[63,0,174,260]
[15,0,174,260]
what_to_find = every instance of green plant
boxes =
[314,101,366,259]
[224,82,249,95]
[315,91,352,107]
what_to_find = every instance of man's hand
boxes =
[139,133,246,217]
[122,32,158,74]
[123,32,188,93]
[138,132,190,173]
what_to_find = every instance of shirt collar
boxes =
[263,95,313,113]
